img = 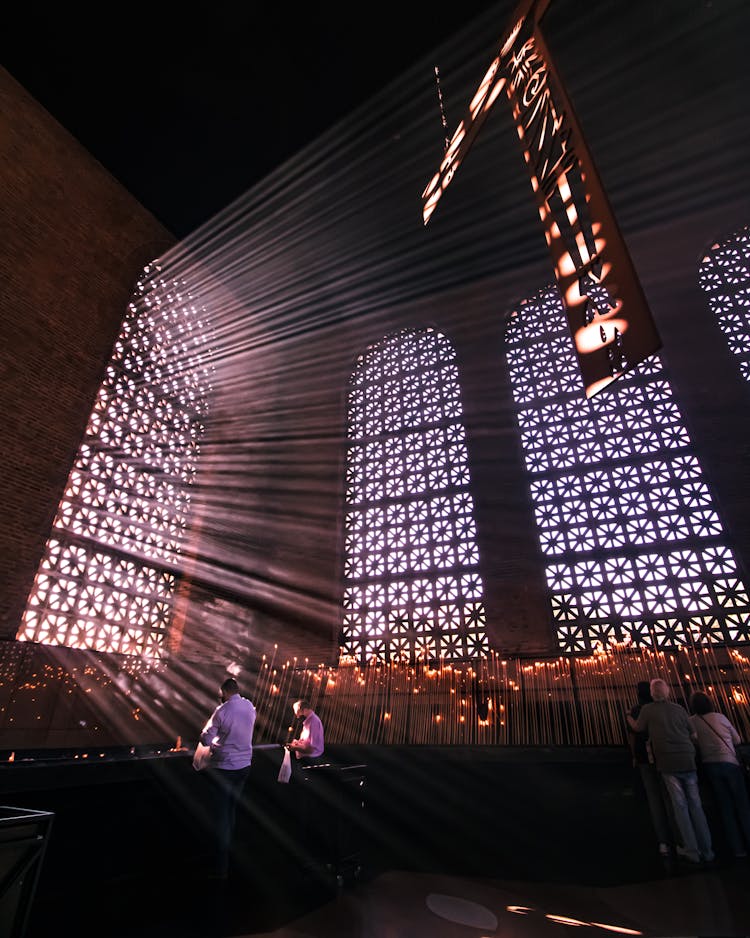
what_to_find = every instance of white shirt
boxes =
[690,712,741,765]
[200,694,256,770]
[296,710,324,759]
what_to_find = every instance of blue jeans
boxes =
[209,765,251,876]
[702,761,750,857]
[661,770,714,861]
[637,763,675,846]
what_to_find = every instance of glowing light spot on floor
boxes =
[426,893,498,930]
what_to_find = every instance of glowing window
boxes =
[506,284,750,653]
[341,327,488,664]
[17,264,213,658]
[699,224,750,383]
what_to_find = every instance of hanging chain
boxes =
[434,66,450,151]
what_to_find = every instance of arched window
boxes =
[341,327,488,664]
[17,263,213,658]
[506,284,750,653]
[698,223,750,383]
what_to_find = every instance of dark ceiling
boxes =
[2,4,503,238]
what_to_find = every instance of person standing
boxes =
[287,698,326,863]
[628,678,714,864]
[690,690,750,860]
[626,680,676,858]
[288,698,325,768]
[200,676,256,878]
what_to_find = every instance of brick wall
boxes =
[0,68,175,640]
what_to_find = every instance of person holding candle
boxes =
[288,698,325,770]
[199,676,256,879]
[286,698,326,866]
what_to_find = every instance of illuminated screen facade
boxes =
[422,0,661,398]
[507,284,750,653]
[699,224,750,384]
[18,265,212,658]
[341,327,489,664]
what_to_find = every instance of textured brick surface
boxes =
[0,68,175,640]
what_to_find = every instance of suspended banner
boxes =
[422,0,661,398]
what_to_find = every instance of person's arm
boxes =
[289,724,313,754]
[625,709,639,761]
[628,709,647,733]
[290,715,323,755]
[721,714,741,747]
[289,717,307,753]
[199,707,222,749]
[685,711,698,743]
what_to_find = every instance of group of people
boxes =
[197,673,749,877]
[626,677,750,865]
[197,677,324,879]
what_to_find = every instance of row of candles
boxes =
[249,641,750,747]
[2,639,748,750]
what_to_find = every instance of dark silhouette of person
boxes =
[627,680,676,858]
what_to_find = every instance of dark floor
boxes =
[24,843,750,937]
[6,747,750,937]
[246,863,750,938]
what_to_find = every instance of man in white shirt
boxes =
[200,677,256,878]
[287,698,326,861]
[289,698,325,767]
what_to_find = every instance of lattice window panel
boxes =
[698,224,750,383]
[341,327,489,664]
[18,264,213,658]
[506,283,750,654]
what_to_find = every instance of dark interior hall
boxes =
[1,1,750,935]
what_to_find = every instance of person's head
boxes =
[690,691,714,715]
[220,677,239,702]
[649,678,670,701]
[636,680,652,705]
[293,698,311,718]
